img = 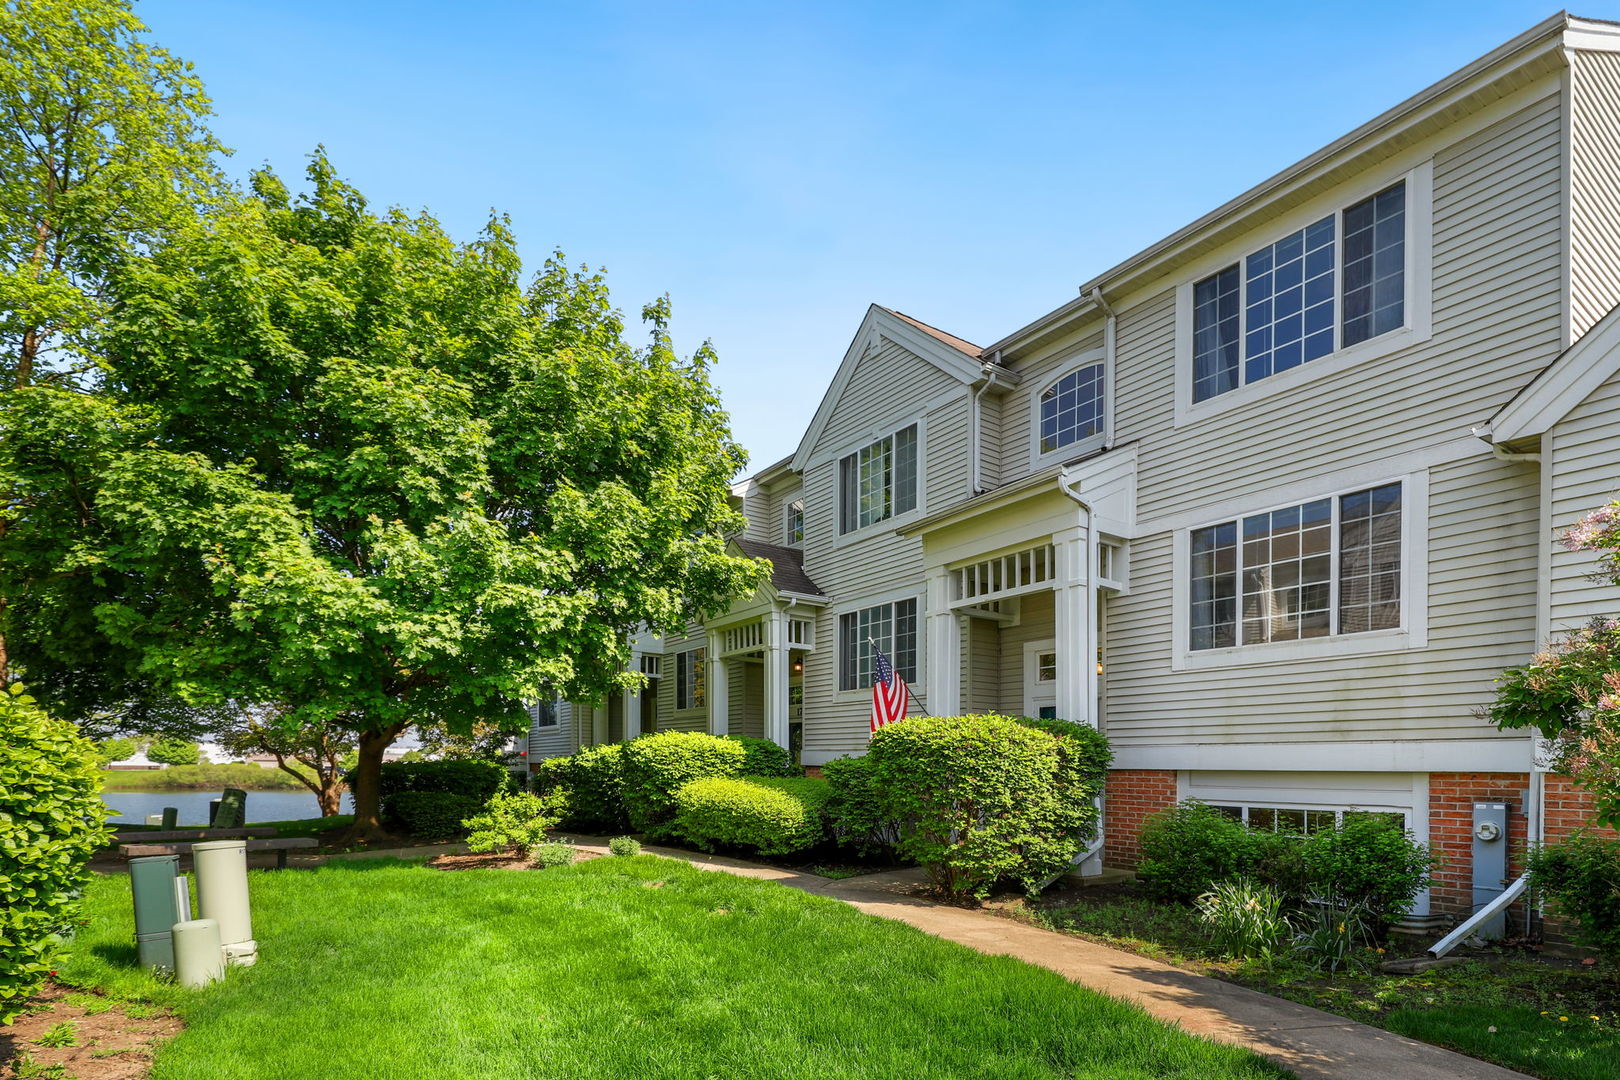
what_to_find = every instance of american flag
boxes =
[869,641,910,732]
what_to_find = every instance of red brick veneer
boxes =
[1103,770,1179,869]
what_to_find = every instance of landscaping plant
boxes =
[822,754,899,857]
[381,792,484,839]
[671,776,831,855]
[0,685,112,1022]
[532,743,628,832]
[533,843,576,869]
[1195,878,1290,962]
[619,731,746,834]
[1136,801,1258,902]
[724,735,799,777]
[1526,834,1620,960]
[608,836,641,857]
[463,790,569,859]
[1291,900,1376,973]
[864,714,1107,899]
[1300,814,1434,926]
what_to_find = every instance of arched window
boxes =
[1039,363,1105,454]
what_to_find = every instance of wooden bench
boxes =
[119,837,319,869]
[111,828,279,843]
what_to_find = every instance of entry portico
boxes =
[902,448,1135,730]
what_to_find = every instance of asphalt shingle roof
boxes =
[731,537,825,597]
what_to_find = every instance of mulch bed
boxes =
[0,984,181,1080]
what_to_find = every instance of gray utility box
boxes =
[128,854,183,971]
[1471,802,1512,939]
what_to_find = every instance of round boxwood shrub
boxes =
[1136,801,1257,903]
[533,842,576,869]
[532,743,627,832]
[865,714,1106,899]
[608,835,641,857]
[381,791,484,839]
[724,735,798,777]
[672,776,831,855]
[0,686,111,1022]
[619,731,746,834]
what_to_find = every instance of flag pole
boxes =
[867,635,930,718]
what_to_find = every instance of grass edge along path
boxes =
[54,856,1287,1080]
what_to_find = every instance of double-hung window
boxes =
[1039,362,1106,455]
[1189,482,1402,651]
[675,648,705,710]
[1192,180,1407,403]
[533,699,560,728]
[839,598,918,690]
[785,499,804,546]
[839,424,918,533]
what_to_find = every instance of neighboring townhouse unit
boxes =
[530,13,1620,918]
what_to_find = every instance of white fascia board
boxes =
[1492,302,1620,441]
[789,306,983,473]
[1114,739,1532,774]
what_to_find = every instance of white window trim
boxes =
[674,647,706,712]
[532,699,561,728]
[1170,469,1429,671]
[831,416,928,546]
[1029,347,1109,470]
[782,494,805,548]
[1173,160,1434,428]
[833,586,926,698]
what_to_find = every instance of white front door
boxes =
[1023,640,1058,720]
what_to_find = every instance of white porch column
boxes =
[705,631,729,736]
[591,703,609,745]
[763,610,791,749]
[924,566,960,717]
[1052,525,1098,728]
[623,654,642,742]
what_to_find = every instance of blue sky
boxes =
[139,0,1591,471]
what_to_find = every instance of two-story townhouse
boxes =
[528,12,1620,922]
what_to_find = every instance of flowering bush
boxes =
[1492,499,1620,826]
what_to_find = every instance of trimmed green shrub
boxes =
[381,791,483,838]
[1527,834,1620,959]
[724,735,798,777]
[1300,814,1434,925]
[620,731,746,834]
[823,754,896,856]
[1136,801,1257,902]
[865,714,1106,899]
[0,686,111,1022]
[608,836,641,857]
[145,736,200,765]
[672,776,832,855]
[533,843,576,869]
[377,758,508,801]
[531,743,627,831]
[1014,716,1113,786]
[463,790,568,858]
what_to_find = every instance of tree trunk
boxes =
[317,780,344,818]
[349,725,403,842]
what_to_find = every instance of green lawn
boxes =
[57,857,1289,1080]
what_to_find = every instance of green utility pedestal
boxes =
[128,854,182,971]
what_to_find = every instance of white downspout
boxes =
[969,354,1001,497]
[1089,288,1117,448]
[1056,468,1105,877]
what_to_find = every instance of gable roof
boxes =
[730,536,825,598]
[1491,296,1620,442]
[790,304,989,472]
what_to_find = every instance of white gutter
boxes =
[1428,873,1531,958]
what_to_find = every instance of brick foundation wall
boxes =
[1103,770,1178,868]
[1428,772,1530,918]
[1541,773,1620,844]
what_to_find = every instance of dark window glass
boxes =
[1192,267,1241,402]
[1040,364,1107,453]
[1342,182,1405,347]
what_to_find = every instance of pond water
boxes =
[102,789,353,825]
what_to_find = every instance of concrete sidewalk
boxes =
[567,839,1531,1080]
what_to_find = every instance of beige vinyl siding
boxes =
[658,627,709,733]
[1122,91,1564,522]
[796,335,972,763]
[1104,453,1539,746]
[526,701,577,761]
[978,388,1004,490]
[732,661,764,739]
[774,483,803,546]
[1548,368,1620,631]
[1571,49,1620,339]
[963,616,1000,713]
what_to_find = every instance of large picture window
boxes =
[1192,180,1406,403]
[675,648,705,710]
[839,598,918,690]
[1189,482,1402,651]
[1039,363,1106,455]
[839,424,918,534]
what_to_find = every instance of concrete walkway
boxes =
[565,839,1532,1080]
